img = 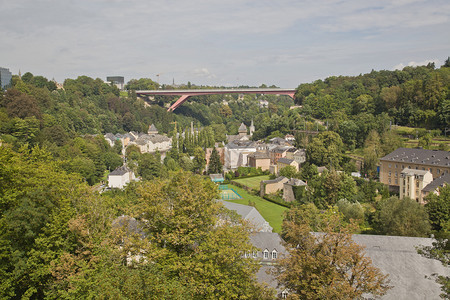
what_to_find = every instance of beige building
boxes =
[379,148,450,191]
[260,176,288,197]
[277,158,299,174]
[248,152,271,171]
[399,168,433,204]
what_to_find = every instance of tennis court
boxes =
[219,185,243,200]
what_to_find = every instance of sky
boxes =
[1,0,449,88]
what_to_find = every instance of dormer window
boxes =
[263,249,269,259]
[272,249,278,259]
[253,251,258,258]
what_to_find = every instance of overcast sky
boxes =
[1,0,449,88]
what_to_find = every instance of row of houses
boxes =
[104,124,172,158]
[222,123,306,173]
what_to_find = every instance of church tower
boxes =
[249,119,255,136]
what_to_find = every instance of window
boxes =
[395,164,398,169]
[395,179,398,184]
[253,251,257,258]
[438,169,441,174]
[263,249,269,259]
[388,164,391,168]
[395,172,398,177]
[389,171,391,177]
[388,178,391,184]
[244,251,250,258]
[281,290,289,299]
[272,250,278,259]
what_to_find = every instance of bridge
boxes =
[135,88,296,111]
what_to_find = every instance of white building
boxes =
[399,168,433,204]
[224,140,258,170]
[108,166,135,189]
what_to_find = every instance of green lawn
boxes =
[233,175,270,191]
[225,184,288,233]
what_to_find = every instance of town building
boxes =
[104,124,172,159]
[421,173,450,198]
[260,176,288,197]
[224,140,258,170]
[0,67,12,89]
[399,168,433,204]
[379,148,450,192]
[106,76,125,90]
[283,178,307,202]
[277,157,299,173]
[247,152,271,171]
[108,166,135,189]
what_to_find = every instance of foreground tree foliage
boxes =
[126,171,273,299]
[275,206,391,299]
[0,147,273,299]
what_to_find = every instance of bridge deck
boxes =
[135,88,296,111]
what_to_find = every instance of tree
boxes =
[138,153,161,180]
[374,196,431,237]
[275,206,391,299]
[279,165,297,179]
[417,237,450,299]
[207,147,222,174]
[425,185,450,233]
[306,131,344,168]
[128,171,273,299]
[192,146,206,174]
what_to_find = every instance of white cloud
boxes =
[393,59,440,70]
[192,68,216,79]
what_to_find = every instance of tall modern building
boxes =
[0,67,12,89]
[106,76,124,90]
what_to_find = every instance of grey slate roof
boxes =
[422,173,450,192]
[111,215,146,239]
[352,234,449,300]
[247,152,270,159]
[238,123,247,132]
[109,165,131,176]
[262,176,287,184]
[258,233,449,299]
[285,178,306,186]
[277,158,295,165]
[225,140,257,149]
[400,168,430,176]
[220,201,272,232]
[380,147,450,168]
[148,123,158,132]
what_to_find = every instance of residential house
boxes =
[247,152,271,171]
[399,168,433,204]
[285,148,306,166]
[108,166,135,189]
[249,232,288,298]
[421,173,450,199]
[277,157,299,174]
[269,146,291,165]
[379,148,450,192]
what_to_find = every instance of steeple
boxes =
[238,123,247,136]
[148,123,158,135]
[249,119,255,136]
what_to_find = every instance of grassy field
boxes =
[233,175,270,191]
[225,184,288,233]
